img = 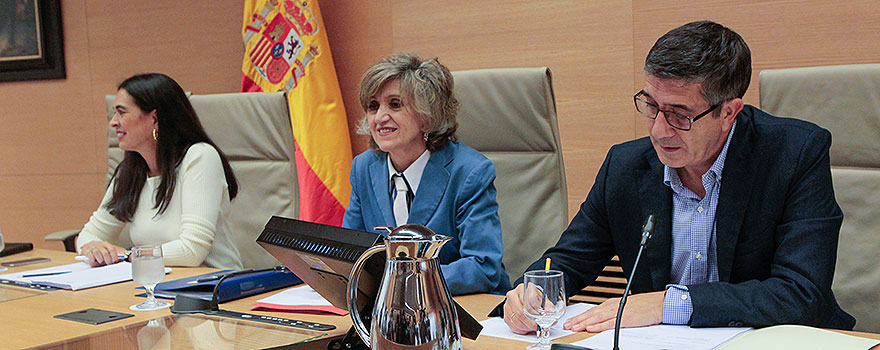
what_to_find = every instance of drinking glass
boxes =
[0,224,7,272]
[522,270,566,350]
[130,245,170,311]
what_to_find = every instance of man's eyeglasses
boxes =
[634,91,719,131]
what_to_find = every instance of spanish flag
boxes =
[241,0,351,226]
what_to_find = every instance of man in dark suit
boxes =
[503,20,855,333]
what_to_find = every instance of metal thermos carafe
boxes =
[347,224,462,350]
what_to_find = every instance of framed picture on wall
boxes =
[0,0,65,82]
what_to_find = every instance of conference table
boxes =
[2,249,879,349]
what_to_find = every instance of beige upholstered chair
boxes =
[451,68,569,285]
[760,64,880,332]
[47,92,298,269]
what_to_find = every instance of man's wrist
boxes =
[662,284,693,325]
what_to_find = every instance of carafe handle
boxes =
[347,244,386,346]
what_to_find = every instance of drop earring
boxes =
[423,132,429,141]
[152,129,158,141]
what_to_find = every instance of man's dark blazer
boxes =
[522,105,856,329]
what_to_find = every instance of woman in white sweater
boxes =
[77,73,243,270]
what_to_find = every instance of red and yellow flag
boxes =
[241,0,351,226]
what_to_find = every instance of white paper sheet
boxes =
[570,324,751,350]
[479,302,596,343]
[0,261,171,290]
[0,262,92,283]
[256,285,333,306]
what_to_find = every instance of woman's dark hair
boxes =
[105,73,238,222]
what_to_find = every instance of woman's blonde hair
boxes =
[356,53,459,152]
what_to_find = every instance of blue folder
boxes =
[138,268,302,304]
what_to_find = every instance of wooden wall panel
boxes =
[84,1,244,96]
[321,0,393,155]
[633,0,880,139]
[387,0,635,216]
[0,175,103,245]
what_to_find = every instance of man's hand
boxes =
[564,290,665,333]
[79,241,126,267]
[502,283,538,334]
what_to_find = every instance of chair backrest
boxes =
[104,92,298,269]
[759,64,880,332]
[451,68,568,284]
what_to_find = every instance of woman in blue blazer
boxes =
[343,53,511,295]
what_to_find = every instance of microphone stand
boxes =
[613,214,655,350]
[550,215,658,350]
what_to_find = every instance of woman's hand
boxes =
[79,241,126,267]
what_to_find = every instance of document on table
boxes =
[570,324,751,350]
[251,284,349,315]
[717,324,879,350]
[479,302,596,343]
[0,262,171,290]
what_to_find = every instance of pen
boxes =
[296,333,327,344]
[75,255,127,261]
[22,271,72,278]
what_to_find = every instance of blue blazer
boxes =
[343,141,511,295]
[521,105,855,329]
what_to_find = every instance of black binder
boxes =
[1,243,34,257]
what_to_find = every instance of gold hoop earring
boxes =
[152,129,158,141]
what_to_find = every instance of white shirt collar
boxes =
[387,150,431,195]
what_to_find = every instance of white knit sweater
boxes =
[77,143,243,269]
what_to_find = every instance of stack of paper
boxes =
[251,285,349,315]
[0,262,170,290]
[478,303,596,343]
[571,324,751,350]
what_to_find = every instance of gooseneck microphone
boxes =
[549,215,657,350]
[613,214,656,350]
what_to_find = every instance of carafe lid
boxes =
[376,224,450,260]
[387,224,438,240]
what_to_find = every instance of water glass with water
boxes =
[0,224,6,272]
[130,245,170,311]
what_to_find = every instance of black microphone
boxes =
[613,214,655,350]
[549,215,656,350]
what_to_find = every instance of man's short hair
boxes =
[645,20,751,106]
